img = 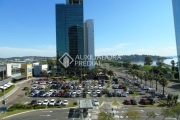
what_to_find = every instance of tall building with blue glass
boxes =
[172,0,180,81]
[56,0,84,71]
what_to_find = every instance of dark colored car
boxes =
[123,100,131,105]
[31,99,37,105]
[107,92,113,97]
[130,99,137,105]
[82,93,86,98]
[129,90,134,94]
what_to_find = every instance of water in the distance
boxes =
[127,57,178,66]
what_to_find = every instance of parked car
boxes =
[93,99,99,106]
[123,100,131,105]
[62,100,68,106]
[130,99,137,105]
[87,90,91,94]
[42,99,49,106]
[49,99,56,106]
[37,100,43,105]
[31,99,37,105]
[55,100,62,106]
[92,92,97,97]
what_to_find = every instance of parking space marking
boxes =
[42,111,53,113]
[39,115,51,116]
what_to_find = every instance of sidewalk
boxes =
[0,78,34,102]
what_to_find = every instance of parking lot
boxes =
[21,76,166,108]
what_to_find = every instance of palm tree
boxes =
[108,70,114,79]
[139,72,143,84]
[159,77,168,95]
[102,68,108,75]
[148,74,152,88]
[154,74,160,91]
[143,73,148,86]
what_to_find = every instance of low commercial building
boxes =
[21,64,32,79]
[33,64,48,77]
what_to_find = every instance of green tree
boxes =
[50,71,56,77]
[146,111,156,120]
[139,72,143,84]
[156,57,164,68]
[41,70,48,75]
[144,56,153,65]
[148,74,153,88]
[169,104,180,120]
[102,68,108,75]
[159,77,168,95]
[154,74,160,91]
[98,111,114,120]
[171,60,175,72]
[143,73,148,86]
[161,108,174,120]
[123,110,140,120]
[123,59,131,69]
[108,70,114,79]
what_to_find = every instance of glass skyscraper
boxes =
[56,0,84,71]
[172,0,180,80]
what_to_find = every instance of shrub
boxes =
[33,105,47,109]
[73,102,78,105]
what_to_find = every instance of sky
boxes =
[0,0,177,58]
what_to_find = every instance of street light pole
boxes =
[2,66,6,106]
[152,65,153,88]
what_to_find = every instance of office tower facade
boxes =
[172,0,180,81]
[84,19,95,70]
[56,0,84,71]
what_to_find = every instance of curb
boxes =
[2,107,78,119]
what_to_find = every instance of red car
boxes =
[124,100,131,105]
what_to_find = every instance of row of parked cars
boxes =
[31,99,69,106]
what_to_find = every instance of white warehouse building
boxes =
[33,64,49,76]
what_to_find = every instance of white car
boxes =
[37,100,43,105]
[77,90,81,94]
[72,90,76,95]
[92,92,97,97]
[42,99,49,106]
[98,85,103,89]
[90,86,94,90]
[94,86,98,89]
[62,100,68,106]
[87,90,91,94]
[121,92,127,97]
[96,90,101,94]
[49,99,56,106]
[31,85,37,89]
[93,99,99,106]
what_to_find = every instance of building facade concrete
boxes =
[84,19,95,70]
[21,64,32,79]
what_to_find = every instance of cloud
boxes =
[0,45,56,58]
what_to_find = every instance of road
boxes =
[2,109,70,120]
[103,63,180,101]
[2,103,176,120]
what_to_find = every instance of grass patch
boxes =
[0,85,15,97]
[112,101,120,106]
[99,101,103,105]
[131,93,139,97]
[0,109,31,118]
